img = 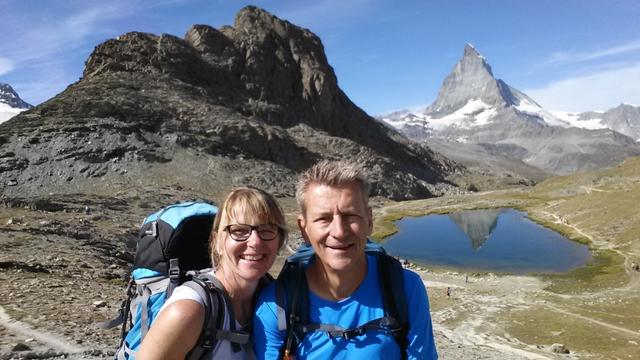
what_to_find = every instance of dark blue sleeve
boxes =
[403,270,438,360]
[252,282,285,360]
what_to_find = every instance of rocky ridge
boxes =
[380,44,640,176]
[0,6,458,201]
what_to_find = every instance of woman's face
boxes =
[219,211,280,282]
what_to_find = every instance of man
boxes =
[253,160,438,359]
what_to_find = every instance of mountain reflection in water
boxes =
[448,209,502,251]
[382,208,591,273]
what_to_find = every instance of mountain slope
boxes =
[0,6,456,200]
[553,104,640,141]
[380,44,640,175]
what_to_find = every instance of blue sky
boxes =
[1,0,639,114]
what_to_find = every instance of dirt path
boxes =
[0,305,86,354]
[540,303,640,339]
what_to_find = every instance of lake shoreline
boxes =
[370,188,640,359]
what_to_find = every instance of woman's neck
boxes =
[215,267,259,325]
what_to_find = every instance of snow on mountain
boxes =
[514,98,569,127]
[0,102,25,124]
[550,111,607,130]
[380,99,498,132]
[378,44,640,174]
[432,99,497,129]
[0,83,32,124]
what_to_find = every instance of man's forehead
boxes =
[304,183,366,212]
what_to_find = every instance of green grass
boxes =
[501,305,640,358]
[541,249,627,293]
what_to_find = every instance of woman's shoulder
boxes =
[165,284,208,307]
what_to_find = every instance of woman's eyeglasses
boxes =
[224,223,282,241]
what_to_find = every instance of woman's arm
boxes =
[137,299,205,360]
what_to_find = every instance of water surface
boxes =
[382,208,590,273]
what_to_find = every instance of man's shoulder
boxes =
[401,267,423,285]
[256,279,278,304]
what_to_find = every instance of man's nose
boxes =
[329,215,347,238]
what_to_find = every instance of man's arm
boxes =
[403,270,438,360]
[253,283,286,360]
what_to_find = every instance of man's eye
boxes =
[346,214,361,222]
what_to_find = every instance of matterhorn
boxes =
[380,44,640,175]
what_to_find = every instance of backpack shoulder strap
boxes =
[182,273,250,360]
[373,249,409,358]
[275,247,313,359]
[275,242,410,359]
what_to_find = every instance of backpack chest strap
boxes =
[296,315,404,340]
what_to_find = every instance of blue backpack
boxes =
[100,201,251,359]
[275,242,409,360]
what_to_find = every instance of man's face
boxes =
[298,182,373,273]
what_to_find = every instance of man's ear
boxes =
[366,206,373,236]
[297,214,311,244]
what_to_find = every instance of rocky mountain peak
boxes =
[462,43,484,62]
[0,83,33,109]
[233,5,292,36]
[378,43,640,177]
[0,6,456,201]
[426,44,521,117]
[599,103,640,141]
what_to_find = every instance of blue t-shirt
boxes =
[253,255,438,359]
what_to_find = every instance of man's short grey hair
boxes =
[296,160,370,215]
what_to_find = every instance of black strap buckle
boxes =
[340,327,365,340]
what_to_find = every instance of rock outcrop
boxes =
[0,6,456,200]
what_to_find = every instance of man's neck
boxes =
[306,256,368,301]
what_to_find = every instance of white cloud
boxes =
[525,63,640,112]
[545,39,640,65]
[0,57,14,75]
[4,2,135,64]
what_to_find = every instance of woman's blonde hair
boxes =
[210,187,287,268]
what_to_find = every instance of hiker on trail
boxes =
[253,160,438,359]
[137,187,287,360]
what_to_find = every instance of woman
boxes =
[138,187,287,359]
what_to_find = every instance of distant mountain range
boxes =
[0,83,32,124]
[379,44,640,175]
[551,104,640,142]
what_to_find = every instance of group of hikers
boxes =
[133,160,438,359]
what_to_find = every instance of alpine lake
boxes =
[382,208,591,274]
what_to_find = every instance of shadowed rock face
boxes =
[0,6,457,200]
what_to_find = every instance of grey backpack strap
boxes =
[182,273,251,360]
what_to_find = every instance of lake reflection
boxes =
[382,208,591,273]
